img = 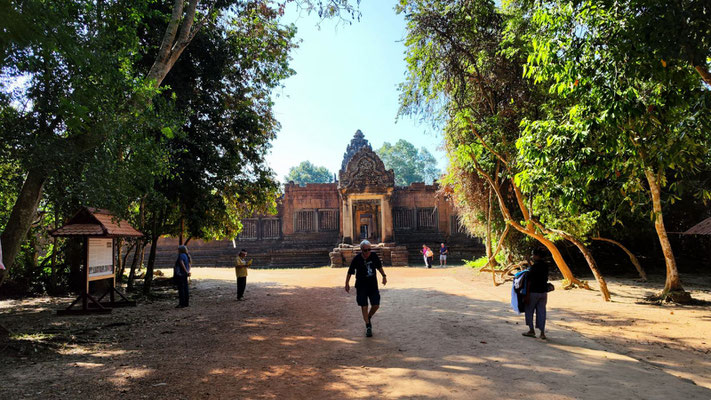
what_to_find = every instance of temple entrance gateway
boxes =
[339,143,395,244]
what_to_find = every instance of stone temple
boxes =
[153,130,482,267]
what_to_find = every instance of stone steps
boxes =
[148,236,484,269]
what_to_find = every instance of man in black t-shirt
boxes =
[345,240,387,337]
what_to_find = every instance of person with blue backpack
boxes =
[522,247,551,339]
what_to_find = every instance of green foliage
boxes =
[397,0,537,260]
[399,0,711,277]
[466,254,506,270]
[510,0,711,232]
[376,139,441,185]
[285,161,333,184]
[0,0,309,293]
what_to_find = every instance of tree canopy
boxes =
[398,0,710,302]
[0,0,358,292]
[285,161,333,184]
[376,139,441,186]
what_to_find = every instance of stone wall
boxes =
[391,182,482,264]
[281,182,340,238]
[149,181,483,269]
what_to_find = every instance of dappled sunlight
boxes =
[547,343,637,362]
[90,350,131,358]
[72,361,104,369]
[441,364,472,371]
[107,366,154,386]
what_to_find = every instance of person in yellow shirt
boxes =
[235,249,252,300]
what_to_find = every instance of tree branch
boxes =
[531,220,611,301]
[592,236,647,281]
[465,117,508,167]
[694,64,711,87]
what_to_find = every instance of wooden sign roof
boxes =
[683,217,711,236]
[51,207,143,238]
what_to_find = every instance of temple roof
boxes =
[340,129,372,172]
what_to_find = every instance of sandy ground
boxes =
[1,266,710,400]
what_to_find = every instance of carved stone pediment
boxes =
[339,147,395,192]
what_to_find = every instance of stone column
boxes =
[382,195,393,242]
[342,196,353,244]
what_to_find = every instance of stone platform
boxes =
[329,243,409,267]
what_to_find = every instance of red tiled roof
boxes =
[52,224,105,236]
[51,207,143,237]
[684,217,711,235]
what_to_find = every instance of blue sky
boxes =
[267,1,447,182]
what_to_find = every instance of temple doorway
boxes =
[354,201,380,243]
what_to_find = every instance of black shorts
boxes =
[356,286,380,307]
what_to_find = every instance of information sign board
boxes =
[87,238,114,281]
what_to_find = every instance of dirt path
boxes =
[1,267,710,399]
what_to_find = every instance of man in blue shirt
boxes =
[439,243,449,267]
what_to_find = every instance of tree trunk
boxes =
[485,187,497,268]
[530,232,586,288]
[592,237,647,281]
[0,167,48,277]
[118,240,136,282]
[115,237,123,283]
[127,240,143,291]
[50,235,58,293]
[487,225,509,286]
[553,231,611,301]
[179,216,184,245]
[49,205,59,293]
[644,170,690,302]
[143,234,159,295]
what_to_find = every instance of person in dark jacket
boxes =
[175,245,192,308]
[523,247,550,339]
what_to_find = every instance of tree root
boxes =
[648,289,693,304]
[562,278,591,290]
[480,261,528,286]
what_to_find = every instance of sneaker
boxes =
[522,331,536,337]
[366,326,373,337]
[539,333,547,340]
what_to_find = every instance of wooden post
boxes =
[83,237,89,311]
[110,238,116,304]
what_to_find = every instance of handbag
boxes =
[546,282,555,292]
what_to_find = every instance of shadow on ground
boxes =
[1,275,710,400]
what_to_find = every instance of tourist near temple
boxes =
[153,130,482,267]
